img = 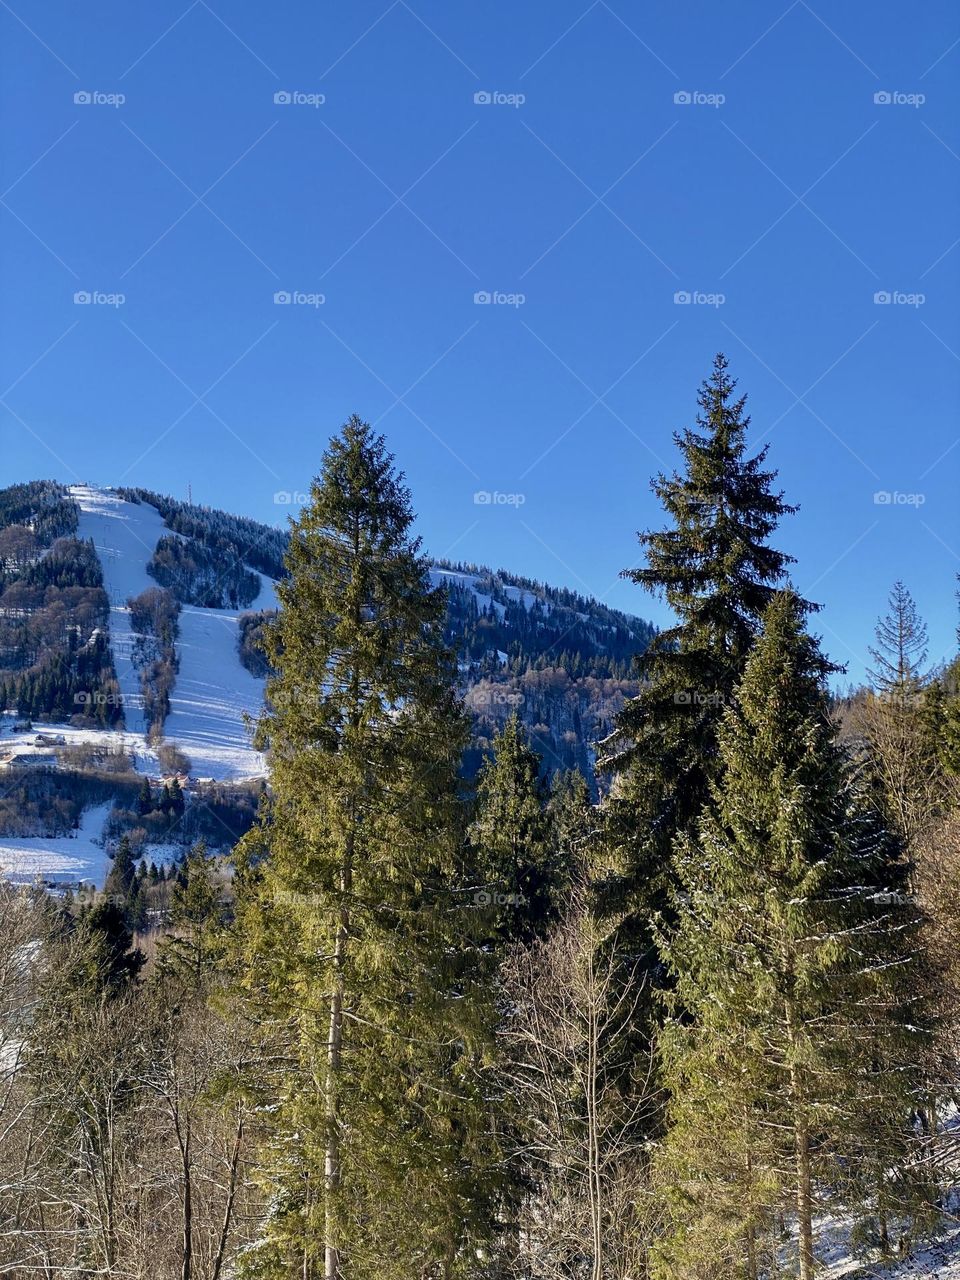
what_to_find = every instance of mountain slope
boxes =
[0,481,656,880]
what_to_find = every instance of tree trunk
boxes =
[211,1108,244,1280]
[794,1115,814,1280]
[785,989,814,1280]
[325,846,352,1280]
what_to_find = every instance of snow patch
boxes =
[0,801,114,887]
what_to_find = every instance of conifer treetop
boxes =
[626,353,809,669]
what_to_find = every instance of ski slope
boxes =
[0,802,113,886]
[70,486,270,780]
[71,485,167,734]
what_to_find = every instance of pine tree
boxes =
[137,777,153,816]
[858,582,941,852]
[868,580,929,699]
[169,775,185,817]
[652,592,932,1280]
[160,842,223,989]
[105,835,136,901]
[233,417,499,1280]
[468,713,560,944]
[600,354,805,945]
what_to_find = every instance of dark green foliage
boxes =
[128,587,180,735]
[121,486,288,579]
[0,481,77,558]
[600,354,810,946]
[0,535,122,725]
[234,416,500,1278]
[137,777,153,816]
[105,834,136,900]
[469,714,566,944]
[653,593,933,1278]
[238,609,275,677]
[0,767,130,840]
[80,898,145,990]
[147,534,261,609]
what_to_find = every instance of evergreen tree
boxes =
[159,842,223,990]
[859,582,942,852]
[233,417,499,1280]
[652,592,932,1280]
[169,775,185,816]
[80,899,144,991]
[137,777,153,816]
[468,713,560,944]
[105,835,136,901]
[868,580,929,699]
[601,354,805,946]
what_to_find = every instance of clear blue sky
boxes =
[2,1,958,682]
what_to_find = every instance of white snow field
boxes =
[0,802,114,886]
[71,485,168,734]
[70,485,271,780]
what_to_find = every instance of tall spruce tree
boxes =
[600,354,804,940]
[233,417,498,1280]
[652,592,932,1280]
[468,714,560,944]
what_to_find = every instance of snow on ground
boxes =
[0,717,160,775]
[429,568,506,619]
[823,1227,960,1277]
[69,486,271,780]
[164,602,267,779]
[0,802,114,887]
[71,485,169,735]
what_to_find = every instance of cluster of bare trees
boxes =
[0,885,260,1280]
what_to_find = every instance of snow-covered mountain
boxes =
[0,481,653,885]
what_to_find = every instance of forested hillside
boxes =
[0,482,654,779]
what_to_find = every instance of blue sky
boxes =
[2,1,959,682]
